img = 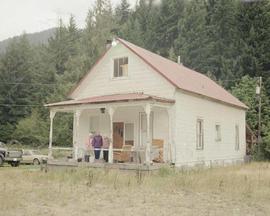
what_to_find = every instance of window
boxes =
[196,119,204,150]
[235,125,240,151]
[114,57,128,78]
[215,124,221,141]
[125,123,134,146]
[23,150,31,156]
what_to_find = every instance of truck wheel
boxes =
[33,159,40,165]
[11,161,19,167]
[0,155,4,166]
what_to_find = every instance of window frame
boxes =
[215,123,222,142]
[235,124,240,151]
[196,119,204,150]
[112,57,129,79]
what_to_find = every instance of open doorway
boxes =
[113,122,124,149]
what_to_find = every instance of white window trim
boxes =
[235,124,240,151]
[215,123,222,142]
[196,118,204,150]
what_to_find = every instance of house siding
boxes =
[174,90,246,167]
[70,43,175,100]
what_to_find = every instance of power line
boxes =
[0,82,57,86]
[0,104,43,107]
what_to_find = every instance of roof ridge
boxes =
[116,37,247,109]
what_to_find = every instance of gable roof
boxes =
[69,38,247,109]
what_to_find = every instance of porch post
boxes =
[74,110,81,160]
[108,107,115,164]
[48,110,56,158]
[167,108,172,163]
[145,104,152,165]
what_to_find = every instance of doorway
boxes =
[113,122,124,149]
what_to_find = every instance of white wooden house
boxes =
[46,38,247,167]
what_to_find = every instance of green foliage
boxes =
[231,76,270,133]
[174,0,208,71]
[115,0,131,25]
[232,75,270,160]
[0,0,270,159]
[13,110,48,147]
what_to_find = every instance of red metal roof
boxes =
[45,93,175,107]
[67,38,247,109]
[117,38,247,109]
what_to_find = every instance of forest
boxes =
[0,0,269,159]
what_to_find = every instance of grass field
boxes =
[0,162,270,216]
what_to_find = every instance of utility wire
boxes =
[0,104,44,107]
[0,82,57,86]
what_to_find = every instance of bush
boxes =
[13,110,49,147]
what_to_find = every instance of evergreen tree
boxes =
[236,0,270,92]
[82,0,115,69]
[0,36,36,141]
[155,0,185,56]
[174,0,209,71]
[205,0,240,85]
[232,75,270,159]
[0,0,269,154]
[115,0,130,25]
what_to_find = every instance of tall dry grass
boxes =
[0,162,270,216]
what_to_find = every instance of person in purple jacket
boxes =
[91,132,103,160]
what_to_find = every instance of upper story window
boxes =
[114,57,128,78]
[196,119,204,150]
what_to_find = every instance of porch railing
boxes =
[49,146,163,164]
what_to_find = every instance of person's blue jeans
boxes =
[94,149,101,159]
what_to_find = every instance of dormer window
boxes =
[114,57,128,78]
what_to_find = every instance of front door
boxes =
[113,122,124,149]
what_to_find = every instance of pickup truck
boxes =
[0,142,22,167]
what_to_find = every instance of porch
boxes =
[45,93,175,165]
[43,159,167,172]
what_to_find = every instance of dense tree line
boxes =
[0,0,269,159]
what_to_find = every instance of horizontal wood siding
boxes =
[174,90,246,166]
[71,43,175,99]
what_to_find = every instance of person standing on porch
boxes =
[91,132,103,160]
[84,133,93,162]
[103,136,110,162]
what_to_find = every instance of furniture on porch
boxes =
[46,93,174,165]
[114,145,133,163]
[152,139,164,163]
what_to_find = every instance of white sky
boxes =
[0,0,137,41]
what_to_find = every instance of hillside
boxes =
[0,28,56,53]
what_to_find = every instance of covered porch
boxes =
[45,93,175,165]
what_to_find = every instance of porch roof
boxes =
[45,93,175,108]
